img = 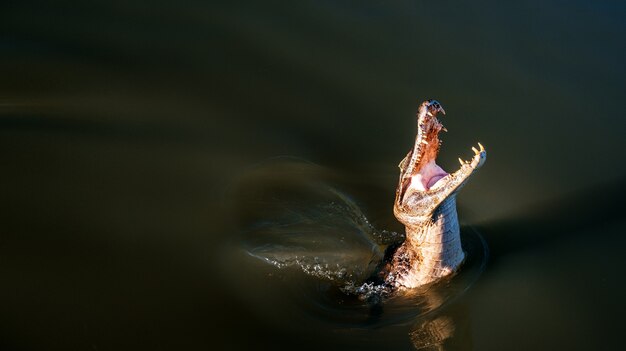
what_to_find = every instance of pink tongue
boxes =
[426,174,448,189]
[416,160,448,190]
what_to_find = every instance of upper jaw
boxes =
[398,100,446,179]
[397,100,447,198]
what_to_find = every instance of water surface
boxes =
[1,1,625,350]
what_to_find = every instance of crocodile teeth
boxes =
[421,140,429,145]
[478,142,485,151]
[458,158,465,165]
[472,146,479,154]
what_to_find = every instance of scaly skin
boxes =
[386,100,486,289]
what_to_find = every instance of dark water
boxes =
[1,1,625,350]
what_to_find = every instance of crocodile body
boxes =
[386,100,486,289]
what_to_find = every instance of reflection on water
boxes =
[226,158,488,348]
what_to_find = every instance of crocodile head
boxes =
[394,99,486,225]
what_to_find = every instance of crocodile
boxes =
[383,99,486,289]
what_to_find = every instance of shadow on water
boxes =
[475,176,626,265]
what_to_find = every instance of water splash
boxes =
[242,188,387,285]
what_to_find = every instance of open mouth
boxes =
[398,99,485,200]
